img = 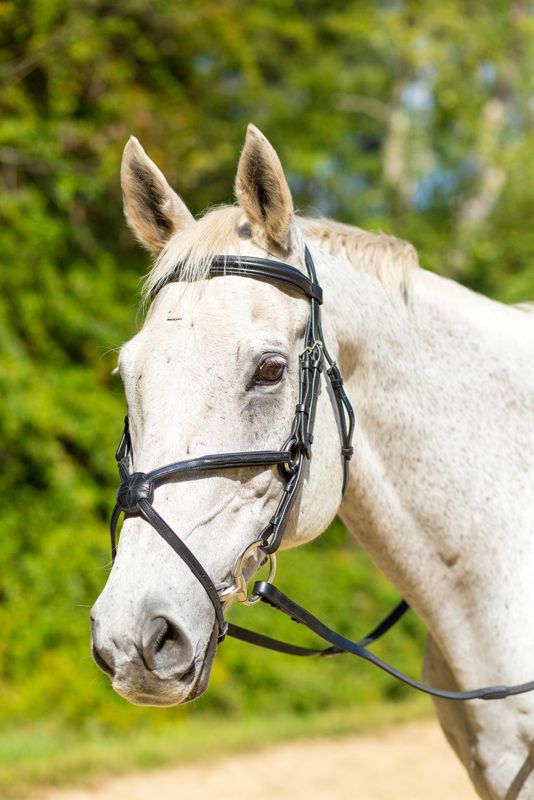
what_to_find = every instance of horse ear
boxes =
[121,136,194,255]
[235,124,294,250]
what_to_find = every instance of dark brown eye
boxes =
[252,355,287,386]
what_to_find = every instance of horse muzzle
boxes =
[90,606,218,706]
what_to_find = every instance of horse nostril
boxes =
[143,616,194,679]
[153,618,178,654]
[92,643,115,678]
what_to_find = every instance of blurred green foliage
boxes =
[1,0,533,737]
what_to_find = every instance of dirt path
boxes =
[38,719,476,800]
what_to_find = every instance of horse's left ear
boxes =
[235,124,294,250]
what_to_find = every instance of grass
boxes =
[2,697,432,798]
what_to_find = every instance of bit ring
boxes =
[219,539,277,606]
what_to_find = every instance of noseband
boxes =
[109,246,534,703]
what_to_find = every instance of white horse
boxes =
[91,125,534,800]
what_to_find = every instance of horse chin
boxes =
[112,625,219,707]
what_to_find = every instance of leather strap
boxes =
[252,582,534,701]
[226,599,409,656]
[152,255,323,304]
[149,451,292,486]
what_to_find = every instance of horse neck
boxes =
[322,254,534,656]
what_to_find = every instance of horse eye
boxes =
[252,355,287,386]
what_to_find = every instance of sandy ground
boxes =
[38,719,477,800]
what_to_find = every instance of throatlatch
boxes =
[109,245,534,703]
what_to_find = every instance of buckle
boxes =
[301,340,323,370]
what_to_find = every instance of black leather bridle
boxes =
[109,246,534,703]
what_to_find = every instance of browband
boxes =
[150,255,323,304]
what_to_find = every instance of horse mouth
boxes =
[112,625,219,707]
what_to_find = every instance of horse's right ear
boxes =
[121,137,194,255]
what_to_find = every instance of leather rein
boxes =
[110,246,534,703]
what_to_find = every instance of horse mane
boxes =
[146,205,419,302]
[298,216,418,303]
